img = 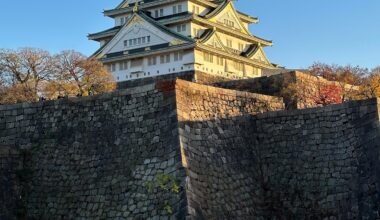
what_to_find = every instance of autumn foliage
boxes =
[0,48,116,105]
[313,84,343,106]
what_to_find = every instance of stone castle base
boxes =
[0,76,379,219]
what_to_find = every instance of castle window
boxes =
[238,43,245,51]
[203,52,213,63]
[192,6,200,15]
[131,58,143,68]
[111,63,116,72]
[217,57,224,66]
[148,56,157,66]
[154,10,159,18]
[178,5,183,13]
[160,9,164,17]
[119,61,128,70]
[174,52,183,61]
[120,17,125,25]
[235,62,244,71]
[160,55,165,64]
[173,6,177,14]
[177,24,186,32]
[166,54,171,63]
[226,39,232,48]
[125,36,150,47]
[224,19,234,27]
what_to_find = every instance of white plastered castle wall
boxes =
[106,50,195,82]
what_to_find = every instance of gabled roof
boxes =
[197,28,234,54]
[106,0,258,23]
[92,10,194,58]
[138,11,194,42]
[202,0,252,36]
[199,0,272,46]
[89,12,193,42]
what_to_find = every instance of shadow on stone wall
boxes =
[1,78,380,219]
[0,81,189,220]
[177,78,380,219]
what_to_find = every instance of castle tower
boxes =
[88,0,278,82]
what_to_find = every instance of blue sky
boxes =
[0,0,379,69]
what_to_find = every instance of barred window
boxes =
[204,52,213,63]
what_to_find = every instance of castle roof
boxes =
[105,0,258,24]
[92,10,194,58]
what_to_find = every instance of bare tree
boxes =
[47,50,116,98]
[53,50,87,96]
[0,48,55,101]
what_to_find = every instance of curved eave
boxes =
[104,0,179,18]
[197,28,216,43]
[100,43,195,63]
[193,16,273,46]
[241,44,259,58]
[107,0,259,23]
[88,26,121,41]
[238,13,259,24]
[203,0,229,19]
[196,43,276,70]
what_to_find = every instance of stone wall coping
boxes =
[0,83,157,111]
[255,98,379,119]
[175,79,283,102]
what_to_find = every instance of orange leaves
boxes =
[313,84,343,106]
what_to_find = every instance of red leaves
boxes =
[313,84,343,106]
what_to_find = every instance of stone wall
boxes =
[213,71,359,110]
[0,80,188,220]
[1,77,380,219]
[248,98,380,219]
[175,79,285,219]
[177,79,380,219]
[117,71,233,90]
[0,146,23,220]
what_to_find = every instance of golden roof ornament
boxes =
[133,1,139,13]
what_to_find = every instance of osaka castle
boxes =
[88,0,278,82]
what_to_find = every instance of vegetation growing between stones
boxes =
[145,173,180,215]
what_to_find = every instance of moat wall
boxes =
[175,80,285,219]
[1,79,380,219]
[0,80,187,219]
[177,79,380,219]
